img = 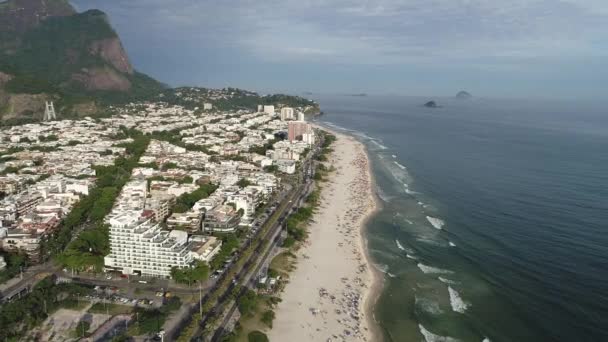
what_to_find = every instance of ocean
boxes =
[312,95,608,342]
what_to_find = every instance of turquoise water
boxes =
[313,95,608,342]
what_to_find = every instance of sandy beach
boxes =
[269,129,382,342]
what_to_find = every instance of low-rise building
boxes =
[166,211,202,232]
[202,205,241,233]
[189,236,222,263]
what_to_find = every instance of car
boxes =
[106,275,113,280]
[138,280,148,284]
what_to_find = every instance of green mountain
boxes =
[0,0,164,124]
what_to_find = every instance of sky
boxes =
[72,0,608,99]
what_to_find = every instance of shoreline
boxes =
[323,124,385,342]
[268,124,384,341]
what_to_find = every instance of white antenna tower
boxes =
[43,101,57,121]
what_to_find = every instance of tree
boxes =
[237,178,252,188]
[261,310,275,328]
[170,261,210,284]
[263,165,278,173]
[238,290,258,317]
[248,331,269,342]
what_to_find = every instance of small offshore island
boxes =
[424,100,440,108]
[456,91,473,99]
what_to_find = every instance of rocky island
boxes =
[456,91,472,99]
[424,100,440,108]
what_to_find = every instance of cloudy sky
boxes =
[72,0,608,98]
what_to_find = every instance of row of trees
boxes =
[50,130,151,269]
[172,183,218,213]
[170,260,210,285]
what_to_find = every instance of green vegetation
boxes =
[0,277,93,341]
[129,297,181,336]
[74,320,91,338]
[89,303,133,316]
[248,331,269,342]
[0,251,29,283]
[170,260,210,285]
[260,310,275,328]
[56,224,109,271]
[0,6,165,121]
[238,289,258,317]
[50,131,150,268]
[210,234,239,270]
[263,165,278,173]
[237,178,252,188]
[171,183,217,213]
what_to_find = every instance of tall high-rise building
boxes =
[104,214,193,278]
[297,112,305,122]
[288,121,313,142]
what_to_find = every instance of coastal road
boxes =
[189,142,320,341]
[209,180,314,342]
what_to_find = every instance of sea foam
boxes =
[419,324,460,342]
[395,239,405,251]
[438,277,459,285]
[448,286,469,313]
[394,161,407,170]
[415,296,443,315]
[417,263,454,275]
[426,216,445,230]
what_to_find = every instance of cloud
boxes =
[71,0,608,96]
[73,0,608,65]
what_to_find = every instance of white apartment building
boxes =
[280,107,294,121]
[263,105,275,114]
[104,214,193,278]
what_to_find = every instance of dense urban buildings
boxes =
[0,89,317,281]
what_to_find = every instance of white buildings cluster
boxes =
[1,88,317,280]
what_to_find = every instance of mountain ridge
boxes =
[0,0,164,123]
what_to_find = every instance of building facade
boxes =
[104,214,193,278]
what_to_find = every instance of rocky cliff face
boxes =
[0,0,161,122]
[89,37,134,75]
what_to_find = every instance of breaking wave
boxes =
[394,161,407,170]
[419,324,460,342]
[395,239,405,251]
[426,216,445,230]
[418,263,454,275]
[438,277,459,285]
[448,286,469,313]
